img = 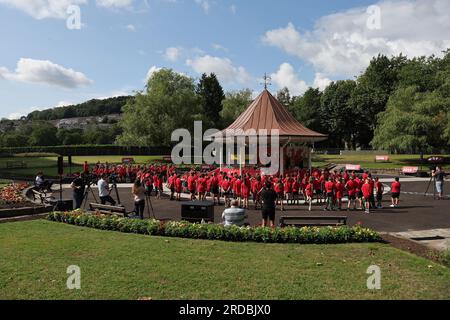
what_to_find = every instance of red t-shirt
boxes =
[391,181,401,193]
[305,183,314,197]
[325,181,335,193]
[221,180,231,192]
[362,183,372,198]
[346,180,356,196]
[187,176,196,191]
[376,181,383,194]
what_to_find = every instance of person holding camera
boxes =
[71,172,86,209]
[433,166,446,200]
[97,174,116,206]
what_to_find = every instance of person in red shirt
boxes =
[335,177,344,211]
[354,176,363,210]
[175,175,183,201]
[197,174,207,201]
[221,176,232,207]
[275,178,285,211]
[233,176,242,206]
[168,173,176,201]
[83,161,90,175]
[305,177,314,211]
[209,172,220,205]
[292,178,301,205]
[251,176,263,210]
[241,175,251,209]
[313,178,322,204]
[156,174,164,200]
[345,176,357,211]
[361,178,373,214]
[284,176,293,205]
[187,172,197,201]
[324,177,335,211]
[390,177,401,207]
[375,177,384,209]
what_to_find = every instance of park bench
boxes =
[279,216,347,228]
[31,188,55,204]
[89,203,128,217]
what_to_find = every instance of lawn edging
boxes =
[47,211,382,244]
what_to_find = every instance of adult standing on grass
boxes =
[390,177,401,208]
[97,174,116,206]
[260,181,277,227]
[71,172,85,209]
[433,166,446,200]
[132,180,146,219]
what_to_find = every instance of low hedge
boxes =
[47,211,381,244]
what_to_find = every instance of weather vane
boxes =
[261,73,272,90]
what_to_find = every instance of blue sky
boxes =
[1,0,450,119]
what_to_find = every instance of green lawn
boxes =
[0,220,449,300]
[0,155,164,178]
[312,154,450,170]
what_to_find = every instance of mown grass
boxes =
[0,220,449,300]
[312,154,450,170]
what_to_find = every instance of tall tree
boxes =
[276,87,292,111]
[290,88,323,134]
[196,73,225,129]
[320,80,357,149]
[350,54,407,147]
[220,89,253,128]
[117,69,201,147]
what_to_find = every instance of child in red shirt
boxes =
[324,177,335,211]
[375,177,384,209]
[335,177,344,211]
[305,177,314,211]
[361,178,373,214]
[390,177,401,207]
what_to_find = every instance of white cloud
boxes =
[145,66,162,83]
[230,4,236,14]
[263,0,450,78]
[212,43,228,52]
[0,58,93,88]
[164,47,181,62]
[125,24,136,32]
[96,0,133,8]
[271,63,332,95]
[0,0,87,19]
[313,73,332,91]
[186,55,252,84]
[7,112,24,120]
[0,0,132,19]
[194,0,210,14]
[270,63,308,96]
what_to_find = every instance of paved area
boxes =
[55,176,449,250]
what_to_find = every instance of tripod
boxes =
[424,175,436,199]
[82,183,99,209]
[109,183,121,205]
[145,192,156,219]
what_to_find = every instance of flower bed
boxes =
[47,211,382,244]
[0,183,30,209]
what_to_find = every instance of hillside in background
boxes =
[26,96,134,121]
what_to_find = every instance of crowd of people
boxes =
[74,162,415,216]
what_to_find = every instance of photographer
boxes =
[71,172,85,209]
[97,174,116,206]
[433,166,446,200]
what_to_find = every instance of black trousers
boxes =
[134,200,145,219]
[73,193,84,209]
[100,195,116,206]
